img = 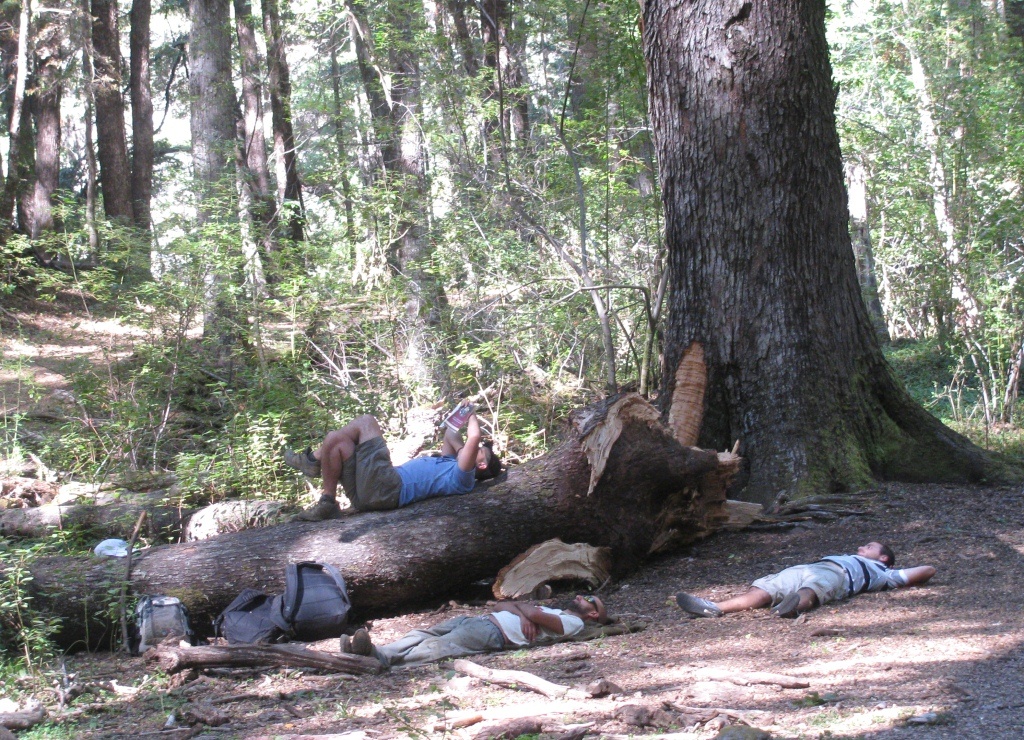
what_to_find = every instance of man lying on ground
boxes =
[675,541,936,619]
[284,404,502,521]
[339,594,609,668]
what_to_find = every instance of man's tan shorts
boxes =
[751,562,847,606]
[341,436,402,511]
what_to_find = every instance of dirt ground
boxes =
[2,296,1024,739]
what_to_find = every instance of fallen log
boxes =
[0,494,191,540]
[28,393,739,650]
[146,643,382,675]
[452,659,589,699]
[0,703,45,731]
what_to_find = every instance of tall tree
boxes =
[643,0,1003,503]
[0,0,31,231]
[262,0,304,242]
[844,159,888,344]
[189,0,239,348]
[30,0,63,245]
[234,0,276,281]
[348,0,441,391]
[91,0,134,222]
[130,0,154,233]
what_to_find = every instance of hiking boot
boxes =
[284,447,321,478]
[293,497,343,522]
[770,592,802,619]
[349,627,372,657]
[339,634,352,653]
[675,592,723,618]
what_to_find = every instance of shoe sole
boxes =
[675,593,722,618]
[284,451,322,478]
[771,592,801,618]
[350,628,372,656]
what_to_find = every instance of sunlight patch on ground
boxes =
[997,531,1024,556]
[2,338,41,359]
[785,703,941,737]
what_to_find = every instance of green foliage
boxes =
[831,1,1024,427]
[0,542,61,675]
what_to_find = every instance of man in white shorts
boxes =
[675,542,936,619]
[340,594,609,668]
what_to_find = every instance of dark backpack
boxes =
[130,595,197,655]
[214,588,286,645]
[272,561,351,642]
[214,562,351,644]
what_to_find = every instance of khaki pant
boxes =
[341,436,402,511]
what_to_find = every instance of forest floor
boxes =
[1,294,1023,740]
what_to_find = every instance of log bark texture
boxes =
[28,394,728,649]
[0,500,190,539]
[147,643,381,675]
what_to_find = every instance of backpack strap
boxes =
[319,563,349,603]
[280,562,303,625]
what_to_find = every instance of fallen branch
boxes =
[694,667,809,689]
[472,717,543,740]
[428,699,597,732]
[146,643,383,675]
[666,703,768,723]
[0,703,45,730]
[453,659,589,699]
[120,511,147,653]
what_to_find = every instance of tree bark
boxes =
[643,0,1008,504]
[27,394,731,649]
[234,0,275,287]
[844,160,889,344]
[91,0,134,223]
[262,0,304,242]
[0,0,31,231]
[129,0,154,235]
[147,643,382,675]
[328,36,355,247]
[189,0,239,348]
[0,499,191,540]
[30,0,62,243]
[80,0,100,255]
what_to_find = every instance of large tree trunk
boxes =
[129,0,154,236]
[91,0,134,223]
[643,0,1007,505]
[261,0,304,242]
[234,0,275,294]
[28,394,734,650]
[189,0,239,349]
[0,0,31,231]
[30,0,62,244]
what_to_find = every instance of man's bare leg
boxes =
[676,587,777,618]
[315,415,384,500]
[294,415,385,521]
[714,587,773,613]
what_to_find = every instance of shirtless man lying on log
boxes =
[675,541,936,619]
[339,594,610,668]
[284,403,502,521]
